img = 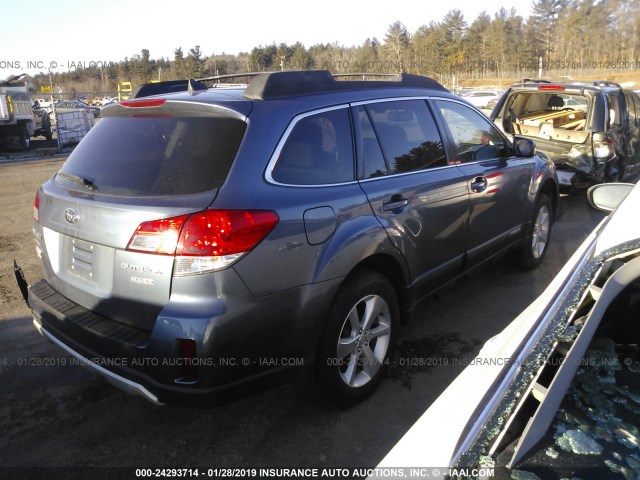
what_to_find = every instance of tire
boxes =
[18,127,30,151]
[318,270,398,405]
[510,193,552,270]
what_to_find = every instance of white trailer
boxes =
[0,75,37,151]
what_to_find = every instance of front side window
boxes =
[435,100,509,163]
[272,108,354,185]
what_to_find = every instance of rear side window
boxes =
[58,116,246,196]
[364,100,447,174]
[608,94,621,127]
[627,92,640,127]
[272,108,354,185]
[625,92,638,124]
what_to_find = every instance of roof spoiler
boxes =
[129,79,208,99]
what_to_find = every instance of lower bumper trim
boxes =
[32,317,164,406]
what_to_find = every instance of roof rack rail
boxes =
[332,72,396,79]
[243,70,447,100]
[129,70,447,100]
[592,80,622,88]
[197,72,263,84]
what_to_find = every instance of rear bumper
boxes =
[32,316,163,405]
[19,268,341,405]
[17,265,143,400]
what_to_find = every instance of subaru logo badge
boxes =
[64,208,79,224]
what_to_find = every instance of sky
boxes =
[1,0,533,78]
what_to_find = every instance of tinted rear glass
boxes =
[57,116,246,196]
[272,108,354,185]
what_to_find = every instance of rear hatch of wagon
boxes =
[491,85,606,174]
[34,97,250,331]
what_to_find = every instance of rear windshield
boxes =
[57,115,246,196]
[502,92,590,132]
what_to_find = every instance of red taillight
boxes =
[593,135,615,161]
[538,85,566,91]
[177,210,279,257]
[120,99,166,108]
[33,193,40,222]
[127,215,189,255]
[127,210,279,273]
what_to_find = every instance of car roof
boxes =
[462,90,499,94]
[129,70,455,105]
[509,79,628,94]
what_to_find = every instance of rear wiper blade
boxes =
[56,172,98,191]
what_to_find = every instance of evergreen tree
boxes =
[384,21,410,72]
[186,45,203,77]
[173,48,185,79]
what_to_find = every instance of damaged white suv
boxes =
[491,80,640,191]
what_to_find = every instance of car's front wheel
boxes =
[511,193,552,269]
[318,270,398,405]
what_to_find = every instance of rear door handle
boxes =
[382,196,409,212]
[470,176,488,193]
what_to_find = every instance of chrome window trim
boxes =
[263,95,494,188]
[350,95,433,107]
[357,162,460,183]
[352,97,462,180]
[264,105,359,188]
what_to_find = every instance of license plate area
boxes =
[70,238,94,280]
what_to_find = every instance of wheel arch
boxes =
[309,250,411,360]
[539,178,560,221]
[338,253,412,324]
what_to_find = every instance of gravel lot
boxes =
[0,158,608,479]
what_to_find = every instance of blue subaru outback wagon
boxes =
[15,71,560,405]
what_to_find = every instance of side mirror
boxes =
[513,137,535,157]
[587,183,634,212]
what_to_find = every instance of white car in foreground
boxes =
[373,182,640,478]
